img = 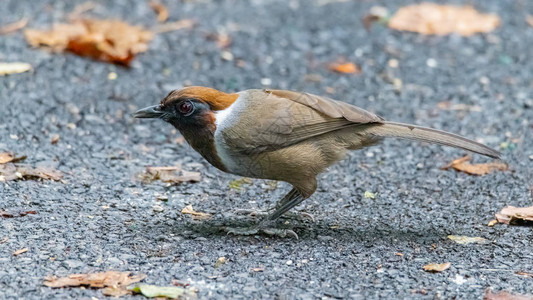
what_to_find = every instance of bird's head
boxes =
[133,86,238,132]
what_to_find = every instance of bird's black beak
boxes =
[133,105,163,119]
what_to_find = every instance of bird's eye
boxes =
[178,101,194,116]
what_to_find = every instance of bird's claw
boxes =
[224,223,298,239]
[234,208,314,223]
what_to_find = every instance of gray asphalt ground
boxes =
[1,0,533,299]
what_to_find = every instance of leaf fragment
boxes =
[389,3,500,36]
[441,155,507,176]
[128,284,196,299]
[43,271,146,298]
[181,205,212,220]
[13,248,28,256]
[327,62,360,74]
[0,62,32,76]
[447,235,488,245]
[495,206,533,225]
[423,262,451,273]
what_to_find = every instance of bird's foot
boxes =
[234,208,314,222]
[223,221,298,239]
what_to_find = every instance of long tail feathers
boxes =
[364,122,500,159]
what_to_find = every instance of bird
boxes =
[134,86,500,238]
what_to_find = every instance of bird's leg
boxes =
[224,188,306,238]
[234,188,314,221]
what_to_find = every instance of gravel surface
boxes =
[1,0,532,299]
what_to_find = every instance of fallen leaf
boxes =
[487,219,498,227]
[447,235,488,245]
[44,271,146,297]
[423,262,451,273]
[389,3,500,36]
[0,18,28,35]
[441,155,508,176]
[484,289,533,300]
[129,284,196,299]
[25,19,152,66]
[181,204,212,220]
[0,163,62,182]
[495,206,533,225]
[0,62,32,76]
[214,257,226,268]
[0,153,15,164]
[153,19,196,33]
[1,210,36,218]
[138,166,201,184]
[527,15,533,27]
[13,248,28,256]
[150,1,169,22]
[327,62,360,74]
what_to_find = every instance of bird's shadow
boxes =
[134,214,448,244]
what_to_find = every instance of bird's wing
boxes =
[220,89,383,154]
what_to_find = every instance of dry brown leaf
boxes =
[43,271,146,294]
[0,62,32,76]
[327,62,361,74]
[487,219,498,227]
[441,155,507,176]
[0,18,28,35]
[25,19,152,66]
[389,3,500,36]
[0,163,62,182]
[422,262,451,273]
[484,289,533,300]
[495,206,533,225]
[150,1,169,22]
[527,15,533,27]
[181,204,212,220]
[153,19,196,33]
[139,166,201,184]
[13,248,28,256]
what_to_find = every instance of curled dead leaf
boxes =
[181,204,212,220]
[495,206,533,226]
[423,262,451,272]
[441,155,507,176]
[389,3,500,36]
[327,62,360,74]
[25,19,152,66]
